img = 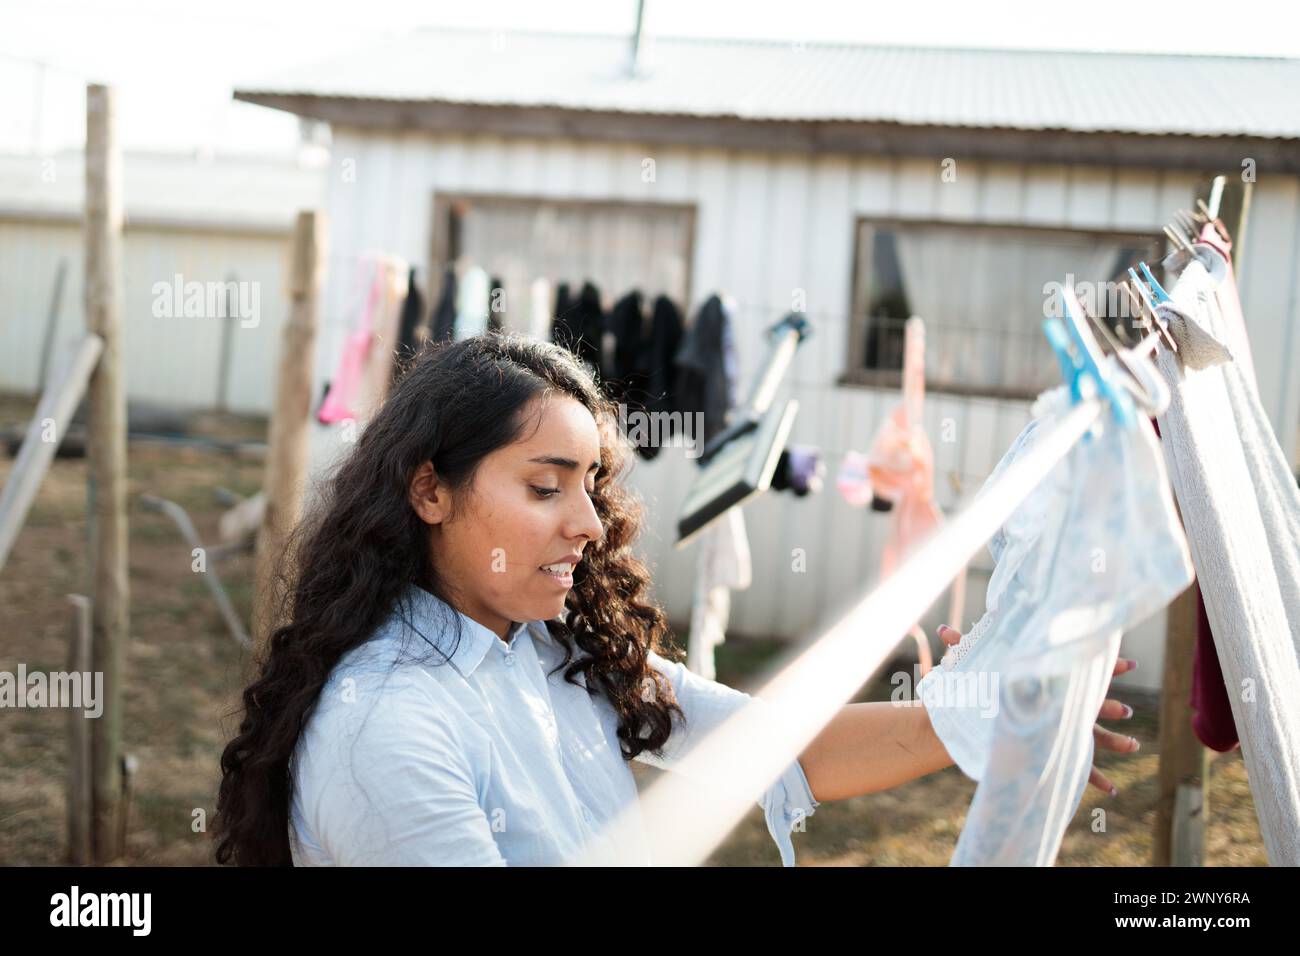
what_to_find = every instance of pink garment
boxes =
[836,449,873,507]
[840,318,966,674]
[868,318,941,578]
[319,261,383,424]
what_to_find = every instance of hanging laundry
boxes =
[645,294,684,418]
[918,374,1193,866]
[606,290,648,407]
[1180,222,1252,754]
[681,293,746,679]
[354,256,408,416]
[488,275,505,333]
[637,294,686,461]
[1197,222,1258,389]
[839,317,964,673]
[675,293,740,447]
[318,255,406,424]
[836,449,874,508]
[1150,358,1237,755]
[427,267,457,345]
[454,266,490,341]
[551,281,574,346]
[551,281,604,376]
[1190,586,1240,752]
[318,261,382,424]
[769,445,825,497]
[393,267,425,380]
[1151,254,1300,865]
[685,507,752,681]
[528,277,553,341]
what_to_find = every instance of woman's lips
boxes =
[539,566,574,587]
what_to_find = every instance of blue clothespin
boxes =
[1134,262,1171,304]
[1041,285,1136,431]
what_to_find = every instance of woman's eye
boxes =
[531,486,561,499]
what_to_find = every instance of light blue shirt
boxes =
[289,583,819,866]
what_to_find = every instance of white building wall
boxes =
[0,217,293,414]
[314,128,1300,690]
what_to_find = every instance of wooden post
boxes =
[66,594,93,865]
[1154,583,1208,865]
[252,210,325,650]
[1152,175,1251,866]
[85,83,129,863]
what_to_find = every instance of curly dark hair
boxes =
[213,332,686,865]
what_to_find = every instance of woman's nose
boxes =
[568,491,604,543]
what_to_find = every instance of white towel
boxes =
[1153,259,1300,866]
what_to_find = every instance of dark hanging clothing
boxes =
[675,294,739,446]
[428,267,458,345]
[646,294,684,416]
[551,281,577,352]
[488,275,505,333]
[631,294,686,461]
[393,267,425,380]
[606,290,647,404]
[553,281,604,378]
[769,444,825,497]
[1191,585,1241,752]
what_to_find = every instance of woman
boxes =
[214,332,1139,866]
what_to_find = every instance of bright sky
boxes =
[3,0,1298,156]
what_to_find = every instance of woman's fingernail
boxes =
[936,625,947,636]
[1123,704,1134,718]
[1128,660,1139,671]
[1130,737,1141,751]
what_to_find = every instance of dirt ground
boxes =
[0,396,1266,866]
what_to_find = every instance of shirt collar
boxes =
[400,583,531,678]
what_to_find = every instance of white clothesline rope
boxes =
[574,396,1103,866]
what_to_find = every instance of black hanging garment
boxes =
[488,275,505,333]
[552,281,604,378]
[551,281,577,350]
[630,294,684,461]
[606,290,646,404]
[647,295,684,411]
[674,294,737,447]
[393,267,425,381]
[428,267,458,345]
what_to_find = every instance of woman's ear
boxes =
[409,461,449,525]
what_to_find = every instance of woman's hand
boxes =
[936,624,1141,797]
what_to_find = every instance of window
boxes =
[844,220,1166,400]
[430,193,696,328]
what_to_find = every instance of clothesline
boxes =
[577,395,1106,865]
[321,253,1096,342]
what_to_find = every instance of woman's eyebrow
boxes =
[526,455,601,472]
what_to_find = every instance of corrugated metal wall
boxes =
[0,218,291,414]
[315,129,1300,689]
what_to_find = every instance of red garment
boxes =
[1191,586,1241,751]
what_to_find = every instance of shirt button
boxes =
[504,652,517,667]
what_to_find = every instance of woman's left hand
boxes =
[936,625,1141,797]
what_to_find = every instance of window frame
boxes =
[429,191,699,312]
[838,216,1167,401]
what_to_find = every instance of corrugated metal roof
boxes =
[235,28,1300,139]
